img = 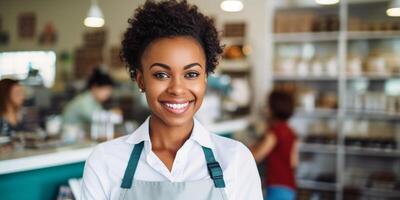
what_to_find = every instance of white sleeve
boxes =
[233,143,263,200]
[81,145,109,200]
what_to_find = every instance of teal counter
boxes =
[0,161,84,200]
[0,142,96,200]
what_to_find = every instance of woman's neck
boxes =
[2,107,19,126]
[271,118,287,126]
[149,115,193,152]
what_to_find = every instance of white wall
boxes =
[0,0,139,52]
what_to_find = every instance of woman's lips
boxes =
[160,101,192,114]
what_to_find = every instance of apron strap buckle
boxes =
[207,161,225,188]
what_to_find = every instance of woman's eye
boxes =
[185,72,200,79]
[153,72,169,79]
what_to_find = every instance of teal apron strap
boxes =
[120,141,144,189]
[202,146,226,188]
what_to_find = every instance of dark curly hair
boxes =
[86,68,114,89]
[120,0,223,81]
[268,90,295,121]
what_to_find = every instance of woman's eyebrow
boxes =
[184,63,202,70]
[150,63,170,70]
[150,62,202,70]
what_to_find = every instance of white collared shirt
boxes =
[81,117,263,200]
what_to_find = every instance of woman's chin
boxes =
[151,112,194,128]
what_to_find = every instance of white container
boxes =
[311,59,324,76]
[62,124,85,144]
[46,116,62,136]
[299,91,316,112]
[347,56,362,76]
[366,55,387,75]
[325,56,338,77]
[297,59,309,77]
[278,58,296,76]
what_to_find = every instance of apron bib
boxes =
[117,141,228,200]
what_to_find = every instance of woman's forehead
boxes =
[141,37,206,66]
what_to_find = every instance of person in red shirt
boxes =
[251,90,298,200]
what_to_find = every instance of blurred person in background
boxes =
[251,90,298,200]
[62,68,115,132]
[0,79,26,137]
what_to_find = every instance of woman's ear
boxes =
[135,70,145,92]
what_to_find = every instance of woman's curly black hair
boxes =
[120,0,223,81]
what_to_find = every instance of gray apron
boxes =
[118,141,229,200]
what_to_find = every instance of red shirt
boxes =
[265,121,297,189]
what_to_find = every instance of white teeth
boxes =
[165,102,189,110]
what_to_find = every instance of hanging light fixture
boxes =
[84,0,105,28]
[315,0,340,5]
[220,0,244,12]
[387,0,400,17]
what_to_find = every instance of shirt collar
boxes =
[125,116,215,150]
[125,117,151,145]
[190,117,215,149]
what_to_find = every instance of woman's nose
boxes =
[167,77,186,96]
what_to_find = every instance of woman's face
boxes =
[91,86,113,103]
[10,84,25,108]
[137,36,207,127]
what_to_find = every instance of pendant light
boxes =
[315,0,340,5]
[387,0,400,17]
[84,0,105,28]
[220,0,244,12]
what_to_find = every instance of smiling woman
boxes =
[138,37,207,128]
[80,1,263,200]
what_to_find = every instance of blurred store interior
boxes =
[1,0,400,199]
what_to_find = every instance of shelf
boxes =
[273,75,338,81]
[345,146,400,158]
[297,179,338,191]
[273,74,400,81]
[274,32,339,43]
[274,30,400,43]
[298,143,400,157]
[346,110,400,120]
[294,108,337,118]
[221,37,245,44]
[361,188,400,198]
[218,59,250,73]
[347,73,400,80]
[348,31,400,41]
[299,143,337,154]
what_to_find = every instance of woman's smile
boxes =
[160,100,194,115]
